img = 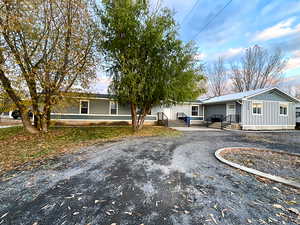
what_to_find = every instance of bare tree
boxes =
[295,86,300,99]
[0,0,96,133]
[206,57,228,97]
[230,45,286,92]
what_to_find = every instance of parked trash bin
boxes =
[186,117,191,127]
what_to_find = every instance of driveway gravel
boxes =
[0,130,299,225]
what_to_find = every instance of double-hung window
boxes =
[80,100,89,114]
[252,102,262,115]
[110,102,118,115]
[279,103,288,116]
[191,106,199,116]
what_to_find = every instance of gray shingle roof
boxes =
[202,88,271,104]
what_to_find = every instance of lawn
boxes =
[0,126,180,175]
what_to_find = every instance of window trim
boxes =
[79,100,89,114]
[252,101,263,116]
[191,105,199,117]
[109,101,118,115]
[279,102,288,116]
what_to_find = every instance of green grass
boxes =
[0,126,180,174]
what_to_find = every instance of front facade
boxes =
[2,87,299,130]
[202,88,299,130]
[50,88,300,129]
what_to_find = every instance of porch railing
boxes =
[177,112,191,127]
[205,114,240,129]
[157,112,168,127]
[221,114,241,129]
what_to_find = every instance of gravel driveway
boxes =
[0,130,299,225]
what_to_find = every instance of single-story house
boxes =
[1,87,299,130]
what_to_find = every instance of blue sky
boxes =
[92,0,300,93]
[160,0,300,77]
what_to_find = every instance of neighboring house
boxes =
[0,111,12,118]
[201,87,299,130]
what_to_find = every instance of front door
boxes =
[226,103,236,116]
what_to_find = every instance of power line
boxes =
[192,0,233,41]
[180,0,201,25]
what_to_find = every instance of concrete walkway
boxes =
[171,126,222,131]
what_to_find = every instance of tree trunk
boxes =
[46,108,51,128]
[41,94,52,132]
[20,110,39,134]
[130,103,138,132]
[136,107,150,131]
[0,53,39,134]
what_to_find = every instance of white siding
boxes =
[152,104,203,120]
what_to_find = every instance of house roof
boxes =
[202,87,300,104]
[60,87,300,104]
[60,92,113,99]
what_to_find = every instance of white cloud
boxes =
[253,18,300,41]
[285,50,300,71]
[220,47,244,59]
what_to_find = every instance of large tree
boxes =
[231,45,286,92]
[206,57,228,97]
[97,0,205,131]
[0,0,96,133]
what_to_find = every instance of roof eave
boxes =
[244,87,300,103]
[202,99,241,104]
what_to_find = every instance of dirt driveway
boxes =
[0,131,299,225]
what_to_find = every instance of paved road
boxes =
[0,131,299,225]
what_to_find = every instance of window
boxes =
[110,102,118,115]
[80,101,89,114]
[296,112,300,118]
[279,103,288,116]
[228,104,235,109]
[252,102,262,115]
[191,106,199,116]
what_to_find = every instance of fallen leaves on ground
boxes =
[0,126,180,175]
